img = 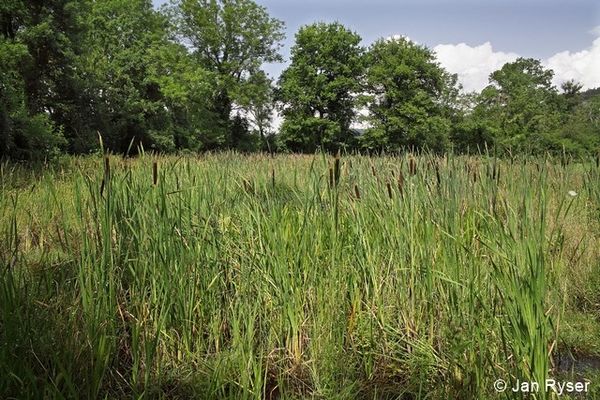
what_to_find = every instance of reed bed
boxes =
[0,152,598,399]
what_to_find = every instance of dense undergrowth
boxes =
[0,152,599,399]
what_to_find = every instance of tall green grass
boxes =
[0,153,598,399]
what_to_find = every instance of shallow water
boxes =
[555,352,600,375]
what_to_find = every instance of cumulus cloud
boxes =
[433,42,519,92]
[431,27,600,93]
[545,35,600,90]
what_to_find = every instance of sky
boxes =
[152,0,600,92]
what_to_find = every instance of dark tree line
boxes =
[1,0,598,160]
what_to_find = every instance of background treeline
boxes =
[1,0,599,160]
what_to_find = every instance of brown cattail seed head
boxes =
[329,167,334,188]
[397,170,404,195]
[409,158,416,175]
[152,160,158,186]
[333,155,341,186]
[104,156,110,179]
[271,168,275,188]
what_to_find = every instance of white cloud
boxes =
[431,28,600,93]
[433,42,519,92]
[545,36,600,90]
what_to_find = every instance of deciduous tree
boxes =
[165,0,284,148]
[361,37,456,152]
[278,22,365,152]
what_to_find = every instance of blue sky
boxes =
[152,0,600,91]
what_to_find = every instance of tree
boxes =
[82,0,215,153]
[560,79,584,114]
[547,89,600,156]
[476,58,562,152]
[278,22,365,153]
[235,71,275,150]
[164,0,284,149]
[144,40,217,151]
[361,37,456,152]
[0,0,76,159]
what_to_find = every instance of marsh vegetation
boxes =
[1,152,598,399]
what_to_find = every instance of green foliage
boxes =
[278,22,365,153]
[544,94,600,156]
[361,37,456,153]
[82,0,182,153]
[455,59,599,156]
[1,1,598,158]
[279,116,345,153]
[236,71,276,149]
[0,0,83,159]
[165,0,284,148]
[144,40,217,151]
[1,153,597,398]
[462,58,564,153]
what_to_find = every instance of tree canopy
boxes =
[164,0,285,148]
[277,22,365,153]
[361,37,458,153]
[0,2,598,160]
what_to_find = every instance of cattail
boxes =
[152,160,158,186]
[495,164,501,184]
[386,181,393,199]
[428,159,437,174]
[104,155,110,180]
[397,170,404,195]
[100,155,110,196]
[408,158,416,175]
[333,153,341,186]
[271,168,275,188]
[371,165,377,177]
[354,184,361,200]
[435,163,441,187]
[243,179,253,194]
[329,167,334,188]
